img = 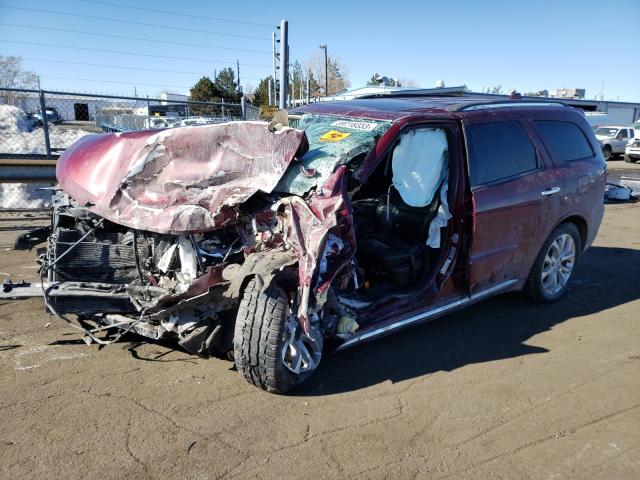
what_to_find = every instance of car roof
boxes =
[596,125,627,129]
[290,94,570,121]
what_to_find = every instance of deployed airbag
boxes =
[392,128,448,208]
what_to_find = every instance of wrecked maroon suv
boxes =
[4,95,606,393]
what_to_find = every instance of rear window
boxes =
[466,120,538,186]
[535,121,594,161]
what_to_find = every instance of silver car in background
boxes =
[595,125,635,160]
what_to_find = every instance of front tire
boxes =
[624,155,636,163]
[234,277,322,393]
[524,223,581,303]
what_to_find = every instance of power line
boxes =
[0,40,272,68]
[0,5,270,40]
[0,23,271,54]
[75,0,274,28]
[21,57,263,81]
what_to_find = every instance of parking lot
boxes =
[1,161,639,480]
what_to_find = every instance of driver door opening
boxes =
[336,126,456,315]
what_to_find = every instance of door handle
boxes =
[541,187,561,196]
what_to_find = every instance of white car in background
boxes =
[625,121,640,163]
[167,116,224,128]
[595,125,635,160]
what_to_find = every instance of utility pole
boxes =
[278,19,288,109]
[319,44,328,97]
[236,60,241,93]
[272,31,278,105]
[306,73,311,104]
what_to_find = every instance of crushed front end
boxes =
[23,120,311,356]
[40,192,248,356]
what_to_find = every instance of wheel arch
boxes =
[557,215,588,252]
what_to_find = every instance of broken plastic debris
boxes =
[336,315,359,334]
[178,236,198,281]
[605,183,632,201]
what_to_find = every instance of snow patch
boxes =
[0,105,93,155]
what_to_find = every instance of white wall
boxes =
[604,105,638,125]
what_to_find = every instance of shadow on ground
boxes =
[37,246,640,395]
[294,246,640,396]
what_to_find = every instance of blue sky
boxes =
[1,0,639,101]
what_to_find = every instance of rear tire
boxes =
[602,145,612,161]
[234,277,321,393]
[524,223,581,303]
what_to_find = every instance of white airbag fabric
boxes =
[426,176,452,248]
[392,129,448,207]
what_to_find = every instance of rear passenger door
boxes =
[464,115,563,293]
[531,118,605,248]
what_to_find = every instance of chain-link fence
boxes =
[0,87,259,209]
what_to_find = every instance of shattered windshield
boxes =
[275,114,392,195]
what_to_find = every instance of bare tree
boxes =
[0,56,38,105]
[305,52,350,96]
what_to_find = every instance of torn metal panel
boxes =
[224,249,298,299]
[56,122,308,234]
[279,165,356,333]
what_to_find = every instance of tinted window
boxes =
[619,129,628,139]
[535,121,594,161]
[466,121,538,186]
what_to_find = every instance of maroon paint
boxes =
[56,123,308,234]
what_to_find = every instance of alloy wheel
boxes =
[541,233,576,295]
[281,317,323,375]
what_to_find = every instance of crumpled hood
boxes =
[56,122,308,234]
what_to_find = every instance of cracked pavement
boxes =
[1,162,639,479]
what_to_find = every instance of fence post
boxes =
[241,96,247,120]
[221,98,225,118]
[39,90,52,159]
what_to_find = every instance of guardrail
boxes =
[0,158,58,183]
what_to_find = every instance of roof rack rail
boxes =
[448,99,569,112]
[358,86,468,99]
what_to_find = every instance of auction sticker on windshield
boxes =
[331,120,378,131]
[319,130,351,142]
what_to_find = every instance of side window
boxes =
[630,129,635,138]
[619,129,628,139]
[466,120,538,187]
[534,120,594,161]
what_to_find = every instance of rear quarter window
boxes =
[466,120,538,187]
[534,120,594,161]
